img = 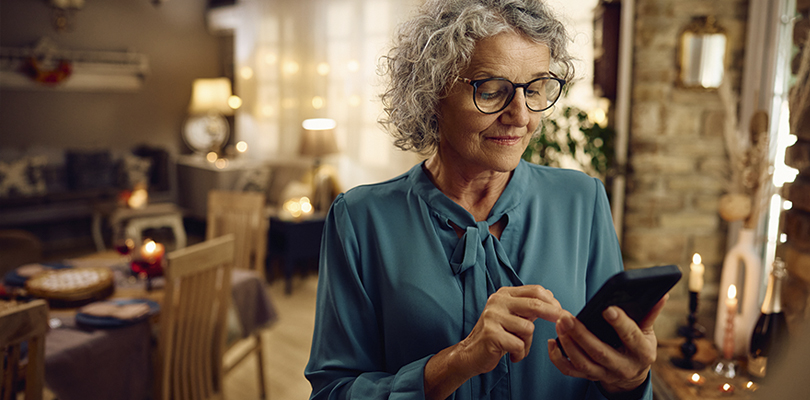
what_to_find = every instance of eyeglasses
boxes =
[457,75,565,114]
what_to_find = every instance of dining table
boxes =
[24,252,278,400]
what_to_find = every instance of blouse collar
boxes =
[409,159,529,226]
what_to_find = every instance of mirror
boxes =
[678,16,727,89]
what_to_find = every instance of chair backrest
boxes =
[157,235,235,400]
[0,230,43,277]
[206,190,267,281]
[0,299,48,400]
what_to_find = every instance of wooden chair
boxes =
[205,190,269,398]
[157,235,235,400]
[0,300,48,400]
[0,230,43,277]
[206,190,268,281]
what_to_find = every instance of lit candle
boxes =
[723,284,737,360]
[689,253,705,292]
[719,383,734,394]
[743,381,759,392]
[688,373,705,386]
[140,239,165,264]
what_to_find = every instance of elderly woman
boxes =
[305,0,664,399]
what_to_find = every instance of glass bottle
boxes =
[747,257,789,380]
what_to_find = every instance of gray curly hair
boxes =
[379,0,575,155]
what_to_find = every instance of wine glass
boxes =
[113,230,134,254]
[112,229,136,283]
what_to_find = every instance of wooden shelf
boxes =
[0,38,149,92]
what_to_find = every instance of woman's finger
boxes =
[554,313,608,380]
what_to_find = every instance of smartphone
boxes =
[556,264,682,357]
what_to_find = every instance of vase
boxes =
[714,228,763,357]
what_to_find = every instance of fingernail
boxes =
[604,306,618,321]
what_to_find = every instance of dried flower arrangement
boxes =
[717,80,772,229]
[790,29,810,136]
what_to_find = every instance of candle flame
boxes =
[691,373,700,383]
[727,284,737,299]
[144,240,156,253]
[692,253,701,264]
[722,383,732,391]
[746,381,753,389]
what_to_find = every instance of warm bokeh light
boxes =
[692,253,701,264]
[347,60,359,72]
[588,107,607,126]
[727,284,736,300]
[261,105,274,117]
[283,61,300,75]
[228,95,242,110]
[215,158,229,169]
[264,53,278,65]
[316,62,330,76]
[283,196,313,219]
[348,95,361,107]
[312,96,325,109]
[236,141,248,153]
[127,187,148,209]
[206,152,218,163]
[240,66,254,80]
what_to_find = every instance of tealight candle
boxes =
[719,383,734,394]
[140,239,165,263]
[743,381,759,392]
[688,253,705,292]
[688,373,706,386]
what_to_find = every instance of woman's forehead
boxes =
[465,32,551,77]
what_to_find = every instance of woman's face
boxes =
[437,31,550,175]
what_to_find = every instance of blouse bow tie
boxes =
[449,219,522,399]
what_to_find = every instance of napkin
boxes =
[79,301,151,320]
[15,263,47,278]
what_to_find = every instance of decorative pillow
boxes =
[119,153,152,189]
[234,168,271,193]
[66,151,115,190]
[0,156,47,198]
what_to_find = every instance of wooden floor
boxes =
[224,274,319,400]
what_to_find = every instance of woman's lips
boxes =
[486,136,523,145]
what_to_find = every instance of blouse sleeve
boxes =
[305,194,429,399]
[584,178,653,400]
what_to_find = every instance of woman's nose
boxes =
[500,89,531,127]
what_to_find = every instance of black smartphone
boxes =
[555,264,682,357]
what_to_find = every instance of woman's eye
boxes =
[479,88,507,100]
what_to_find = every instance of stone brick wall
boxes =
[622,0,749,339]
[782,0,810,332]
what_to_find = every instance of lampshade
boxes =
[188,78,234,115]
[299,118,339,158]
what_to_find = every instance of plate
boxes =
[75,298,159,328]
[3,263,72,287]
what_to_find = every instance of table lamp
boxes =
[299,118,340,212]
[182,78,239,156]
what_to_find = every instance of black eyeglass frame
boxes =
[457,74,566,114]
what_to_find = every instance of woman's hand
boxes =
[424,285,563,400]
[547,295,669,394]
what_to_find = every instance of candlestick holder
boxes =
[672,291,706,369]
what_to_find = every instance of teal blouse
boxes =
[306,160,652,400]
